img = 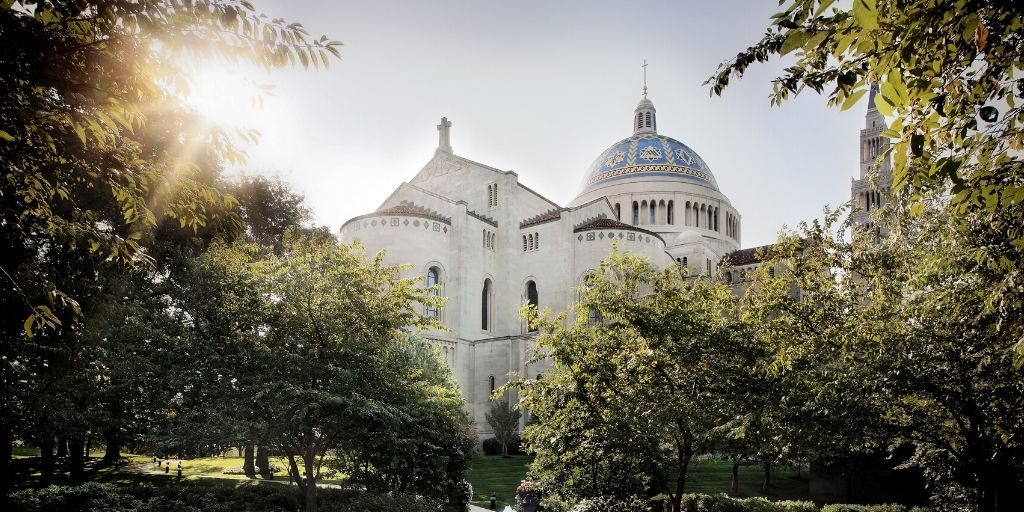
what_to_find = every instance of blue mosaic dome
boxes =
[580,133,719,193]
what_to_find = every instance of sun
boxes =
[185,66,271,132]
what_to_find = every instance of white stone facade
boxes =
[340,92,888,437]
[338,98,752,437]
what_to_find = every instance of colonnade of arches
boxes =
[614,198,735,239]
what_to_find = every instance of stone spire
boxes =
[436,116,453,154]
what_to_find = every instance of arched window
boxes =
[488,185,493,207]
[522,235,527,252]
[489,375,495,394]
[640,200,648,224]
[493,183,498,206]
[667,200,674,225]
[645,112,652,127]
[426,267,441,319]
[525,280,538,332]
[534,232,539,250]
[481,278,492,331]
[637,114,643,130]
[632,201,640,225]
[649,201,656,224]
[528,234,534,251]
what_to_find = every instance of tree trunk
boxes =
[67,436,85,482]
[303,453,318,512]
[671,435,694,512]
[55,436,67,459]
[761,460,771,492]
[731,456,739,494]
[256,445,272,479]
[39,437,55,486]
[103,426,121,464]
[243,444,256,478]
[102,399,121,463]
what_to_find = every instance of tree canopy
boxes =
[707,0,1024,361]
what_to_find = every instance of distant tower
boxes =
[851,84,891,235]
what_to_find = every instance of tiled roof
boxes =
[342,201,451,229]
[573,217,663,241]
[520,209,561,228]
[721,244,773,266]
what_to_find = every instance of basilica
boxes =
[339,88,888,436]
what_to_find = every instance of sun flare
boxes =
[185,66,271,132]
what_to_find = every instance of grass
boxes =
[685,459,809,500]
[465,454,532,508]
[463,455,809,507]
[7,450,346,490]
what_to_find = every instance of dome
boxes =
[674,230,703,245]
[579,133,719,194]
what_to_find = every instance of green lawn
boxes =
[464,455,809,507]
[465,455,532,508]
[685,459,809,500]
[7,450,346,489]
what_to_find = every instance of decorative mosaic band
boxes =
[588,164,712,186]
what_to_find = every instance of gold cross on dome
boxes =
[642,59,648,98]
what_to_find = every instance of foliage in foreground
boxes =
[706,0,1024,364]
[166,235,473,512]
[514,249,762,512]
[4,482,442,512]
[740,204,1024,511]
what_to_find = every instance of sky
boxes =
[197,0,868,249]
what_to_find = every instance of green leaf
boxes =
[841,89,867,111]
[852,0,878,30]
[23,314,35,339]
[781,30,811,55]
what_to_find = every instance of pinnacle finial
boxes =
[641,59,648,98]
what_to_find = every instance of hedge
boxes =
[5,483,443,512]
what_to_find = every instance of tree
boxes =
[485,400,521,457]
[707,0,1024,362]
[515,249,748,512]
[740,203,1024,511]
[0,0,341,482]
[172,235,467,512]
[229,175,311,253]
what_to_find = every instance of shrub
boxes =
[482,437,502,456]
[569,495,650,512]
[821,506,905,512]
[681,494,818,512]
[5,483,441,512]
[320,491,443,512]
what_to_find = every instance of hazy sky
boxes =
[209,0,868,248]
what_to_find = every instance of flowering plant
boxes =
[451,479,473,504]
[514,479,541,504]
